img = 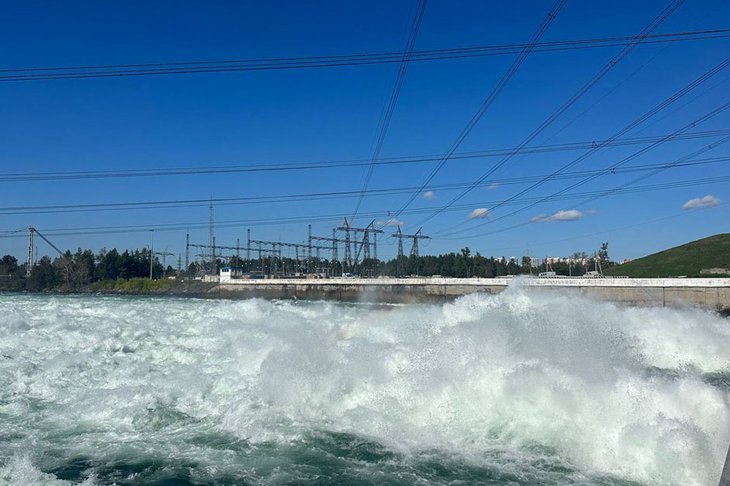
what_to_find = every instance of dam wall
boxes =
[214,277,730,311]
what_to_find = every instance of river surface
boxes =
[0,286,728,485]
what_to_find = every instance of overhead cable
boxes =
[0,28,723,82]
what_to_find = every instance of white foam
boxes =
[0,288,728,485]
[0,455,97,486]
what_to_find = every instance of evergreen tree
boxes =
[27,256,59,291]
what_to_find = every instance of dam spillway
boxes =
[215,276,730,311]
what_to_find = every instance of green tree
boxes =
[0,255,20,277]
[506,258,518,275]
[72,248,96,287]
[96,248,122,281]
[598,242,609,263]
[0,255,24,290]
[27,256,59,291]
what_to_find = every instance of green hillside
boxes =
[605,234,730,278]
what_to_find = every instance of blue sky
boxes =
[1,0,729,264]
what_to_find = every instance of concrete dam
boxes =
[215,276,730,312]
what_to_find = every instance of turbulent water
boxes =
[0,286,728,486]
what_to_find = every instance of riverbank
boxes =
[89,277,217,296]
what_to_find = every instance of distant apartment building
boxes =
[543,256,591,265]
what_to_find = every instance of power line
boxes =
[486,58,730,213]
[573,134,730,208]
[632,74,730,136]
[2,170,727,239]
[352,0,427,220]
[386,0,568,223]
[432,56,730,236]
[471,101,730,236]
[532,0,728,149]
[434,173,730,242]
[409,0,687,227]
[2,129,726,183]
[458,201,728,254]
[3,153,727,216]
[533,32,674,148]
[440,117,730,240]
[1,28,725,82]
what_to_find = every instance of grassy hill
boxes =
[605,234,730,278]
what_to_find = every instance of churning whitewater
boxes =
[0,286,728,485]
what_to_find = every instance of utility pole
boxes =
[392,227,430,276]
[361,222,382,261]
[149,230,154,280]
[26,227,66,278]
[258,242,262,273]
[373,230,378,261]
[188,241,278,274]
[208,201,214,274]
[247,237,327,277]
[308,224,312,274]
[185,232,190,271]
[409,228,429,259]
[395,227,404,277]
[362,227,370,261]
[26,227,35,278]
[411,235,419,259]
[337,219,382,274]
[408,228,430,276]
[331,228,337,276]
[152,249,174,278]
[351,222,383,275]
[272,243,278,276]
[212,236,216,274]
[310,226,379,276]
[342,219,351,272]
[247,229,251,262]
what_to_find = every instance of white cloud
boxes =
[376,218,404,227]
[487,183,499,190]
[530,209,584,223]
[682,194,720,210]
[468,208,489,219]
[423,191,436,201]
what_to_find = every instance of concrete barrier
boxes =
[214,277,730,311]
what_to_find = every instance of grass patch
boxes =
[605,233,730,278]
[90,277,177,293]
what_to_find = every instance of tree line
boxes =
[0,248,166,291]
[219,244,610,278]
[0,243,612,292]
